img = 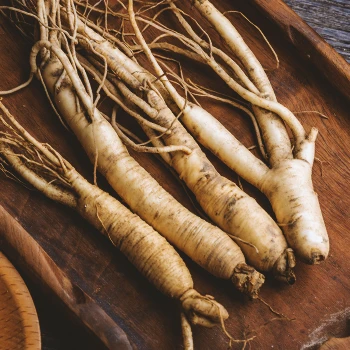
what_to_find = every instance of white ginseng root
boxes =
[179,0,329,264]
[0,102,232,348]
[109,0,328,264]
[64,1,297,282]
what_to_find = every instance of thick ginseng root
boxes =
[67,13,294,282]
[34,48,264,295]
[260,159,329,263]
[187,0,329,263]
[141,0,327,264]
[144,90,295,283]
[178,102,327,264]
[0,110,229,340]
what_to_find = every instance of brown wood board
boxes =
[0,1,349,349]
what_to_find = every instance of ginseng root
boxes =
[0,101,231,348]
[69,1,296,282]
[110,0,328,264]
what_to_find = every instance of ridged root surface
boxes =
[180,289,228,328]
[231,263,265,298]
[260,160,329,264]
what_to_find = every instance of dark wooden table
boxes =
[4,1,350,349]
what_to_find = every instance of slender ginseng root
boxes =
[0,101,233,348]
[8,0,265,295]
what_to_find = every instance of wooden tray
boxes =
[0,0,349,349]
[0,251,40,350]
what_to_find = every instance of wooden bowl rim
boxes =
[0,251,41,350]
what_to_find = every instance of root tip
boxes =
[310,251,326,265]
[273,248,296,284]
[180,289,228,328]
[231,263,265,299]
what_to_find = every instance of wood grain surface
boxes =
[0,1,349,349]
[320,336,350,350]
[285,0,350,62]
[0,251,40,350]
[249,0,350,101]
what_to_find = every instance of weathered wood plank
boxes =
[248,0,350,101]
[285,0,350,62]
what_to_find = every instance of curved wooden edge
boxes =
[0,205,134,350]
[0,251,41,350]
[320,336,350,350]
[248,0,350,101]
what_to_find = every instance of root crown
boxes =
[310,250,326,265]
[180,289,228,328]
[273,248,296,285]
[231,264,265,298]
